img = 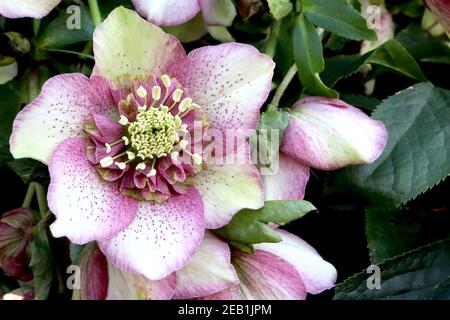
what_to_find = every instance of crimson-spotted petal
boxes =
[98,186,204,280]
[10,74,114,165]
[168,42,274,133]
[48,138,139,244]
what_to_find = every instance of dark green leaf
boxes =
[29,225,54,300]
[366,40,427,82]
[215,200,316,246]
[366,207,423,263]
[334,239,450,300]
[302,0,376,41]
[7,159,49,184]
[340,93,381,111]
[322,40,427,87]
[293,14,338,97]
[335,83,450,207]
[36,3,94,50]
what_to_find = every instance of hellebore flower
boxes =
[180,230,336,300]
[0,0,61,19]
[360,3,395,54]
[10,7,274,280]
[131,0,236,27]
[0,208,37,281]
[93,230,336,300]
[263,97,388,201]
[425,0,450,36]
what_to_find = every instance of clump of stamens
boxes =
[97,75,205,182]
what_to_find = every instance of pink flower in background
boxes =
[131,0,236,26]
[425,0,450,35]
[263,97,388,201]
[79,230,336,300]
[0,208,36,281]
[10,7,274,280]
[0,0,61,19]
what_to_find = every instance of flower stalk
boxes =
[88,0,102,27]
[267,63,297,111]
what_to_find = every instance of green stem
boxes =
[22,183,36,208]
[28,68,39,101]
[88,0,102,27]
[34,183,48,218]
[267,63,298,111]
[265,20,281,59]
[33,20,41,36]
[44,48,95,60]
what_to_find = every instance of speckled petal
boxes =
[174,231,238,299]
[93,7,186,85]
[263,152,310,201]
[10,74,114,165]
[48,138,139,245]
[255,229,337,295]
[98,186,204,280]
[168,42,274,133]
[201,251,307,300]
[0,0,61,18]
[107,263,177,300]
[131,0,200,26]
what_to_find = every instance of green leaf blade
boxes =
[303,0,376,41]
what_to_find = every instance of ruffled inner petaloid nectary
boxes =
[84,74,209,202]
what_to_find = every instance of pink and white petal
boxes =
[106,263,176,300]
[254,229,337,295]
[168,42,274,132]
[201,251,307,300]
[93,7,185,85]
[131,0,200,26]
[10,74,114,165]
[200,0,236,26]
[193,163,264,229]
[99,186,204,280]
[174,231,238,299]
[263,152,310,201]
[0,0,61,19]
[281,97,388,170]
[48,138,139,244]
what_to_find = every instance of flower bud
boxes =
[421,8,446,38]
[73,243,108,300]
[1,32,31,57]
[425,0,450,36]
[0,208,37,281]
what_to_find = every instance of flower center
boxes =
[85,74,209,202]
[128,108,177,160]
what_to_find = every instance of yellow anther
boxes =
[161,75,171,88]
[179,98,192,112]
[100,157,114,168]
[152,86,161,100]
[136,86,147,98]
[172,89,183,102]
[119,115,129,125]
